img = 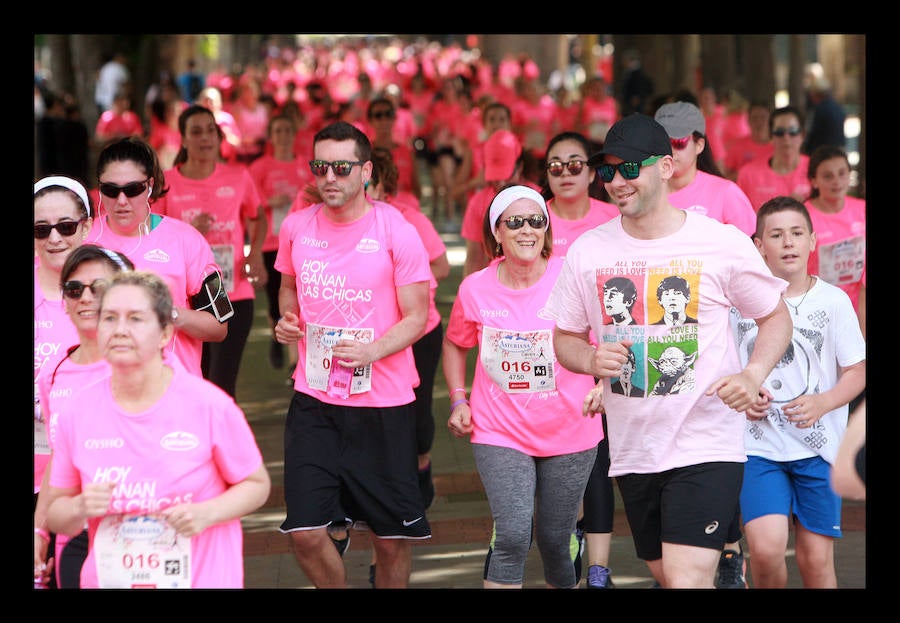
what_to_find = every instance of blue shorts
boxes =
[740,454,842,538]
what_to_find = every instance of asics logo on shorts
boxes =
[402,517,423,527]
[705,521,720,534]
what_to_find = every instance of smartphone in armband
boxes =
[191,272,235,323]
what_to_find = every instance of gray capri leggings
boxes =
[473,442,597,588]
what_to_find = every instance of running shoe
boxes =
[586,564,614,588]
[715,548,748,589]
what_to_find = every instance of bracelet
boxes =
[450,387,467,396]
[34,528,50,543]
[450,398,470,411]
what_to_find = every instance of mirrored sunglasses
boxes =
[546,159,586,177]
[309,160,366,177]
[34,219,85,239]
[99,179,150,199]
[771,126,802,137]
[502,214,547,230]
[62,278,109,300]
[596,155,663,183]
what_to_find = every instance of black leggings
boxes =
[202,298,254,399]
[262,250,281,324]
[411,322,442,456]
[580,431,615,534]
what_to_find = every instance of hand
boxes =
[79,481,116,519]
[784,393,827,428]
[191,212,215,236]
[161,502,208,538]
[245,255,268,287]
[744,388,772,420]
[447,403,473,438]
[582,383,604,417]
[274,311,304,345]
[591,340,634,378]
[706,370,760,413]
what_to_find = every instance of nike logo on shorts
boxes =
[402,517,423,527]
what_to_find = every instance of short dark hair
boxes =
[314,121,372,163]
[755,195,813,239]
[657,275,691,300]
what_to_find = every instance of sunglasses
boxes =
[501,213,548,230]
[596,155,663,183]
[546,159,586,177]
[669,135,693,150]
[98,179,150,199]
[309,160,366,177]
[62,278,109,300]
[771,126,802,138]
[34,219,85,239]
[370,110,395,120]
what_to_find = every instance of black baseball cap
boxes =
[587,114,673,166]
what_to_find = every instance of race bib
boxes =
[480,326,556,393]
[305,324,374,395]
[94,514,191,588]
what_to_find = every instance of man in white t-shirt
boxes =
[544,113,793,589]
[94,52,130,115]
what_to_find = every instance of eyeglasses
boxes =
[669,136,693,150]
[771,126,802,138]
[370,110,395,120]
[98,179,150,199]
[62,278,109,300]
[546,159,586,177]
[309,160,366,177]
[596,155,663,183]
[34,219,85,239]
[501,213,547,230]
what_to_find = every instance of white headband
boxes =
[489,185,549,238]
[34,176,91,218]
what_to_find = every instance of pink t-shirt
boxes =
[668,170,757,236]
[548,197,619,257]
[724,136,773,177]
[49,365,264,589]
[390,196,445,334]
[38,347,110,578]
[578,96,620,143]
[159,163,262,301]
[805,195,866,312]
[248,154,312,253]
[87,215,220,377]
[95,110,143,140]
[275,200,432,407]
[737,154,812,211]
[545,212,788,476]
[445,255,603,456]
[34,263,79,493]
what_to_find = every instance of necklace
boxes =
[784,276,814,316]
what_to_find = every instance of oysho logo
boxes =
[84,437,125,450]
[160,431,200,451]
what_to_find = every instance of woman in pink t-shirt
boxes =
[33,176,94,588]
[45,271,270,589]
[444,185,603,589]
[86,136,227,379]
[34,244,134,589]
[804,145,866,336]
[159,105,267,399]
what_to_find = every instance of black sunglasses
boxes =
[501,214,547,230]
[370,110,396,120]
[546,159,586,177]
[62,278,109,300]
[596,155,663,183]
[98,179,150,199]
[309,160,366,177]
[771,126,802,137]
[34,219,85,239]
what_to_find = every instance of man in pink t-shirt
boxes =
[273,121,433,589]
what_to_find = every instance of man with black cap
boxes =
[544,114,793,588]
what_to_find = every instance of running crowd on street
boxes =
[34,36,865,589]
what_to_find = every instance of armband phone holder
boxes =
[191,271,235,323]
